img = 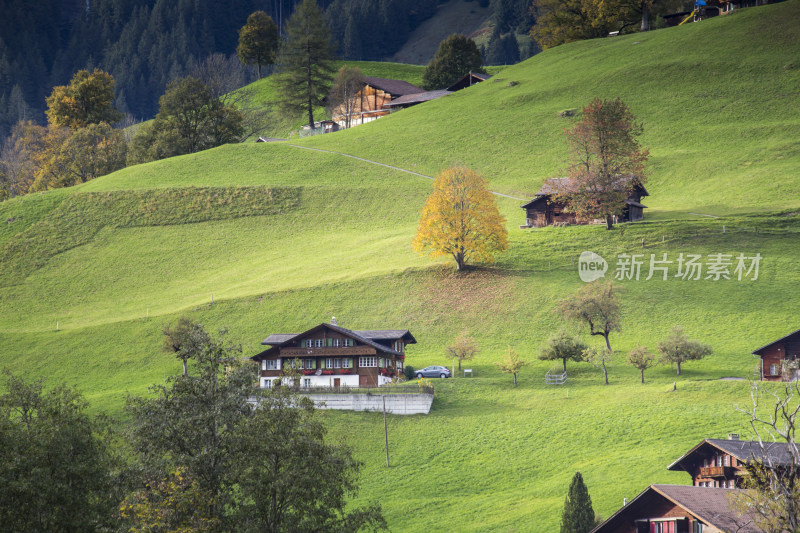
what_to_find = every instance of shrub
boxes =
[403,365,415,381]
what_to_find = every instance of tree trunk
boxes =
[562,358,567,373]
[605,215,614,230]
[458,359,462,371]
[640,1,650,31]
[602,362,609,385]
[640,369,645,383]
[513,372,517,386]
[676,361,682,375]
[603,333,612,351]
[454,252,466,271]
[257,63,262,79]
[182,358,188,376]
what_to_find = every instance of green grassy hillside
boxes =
[2,3,800,531]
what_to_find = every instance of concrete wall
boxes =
[300,392,433,415]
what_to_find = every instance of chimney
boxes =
[331,316,337,326]
[728,433,739,440]
[623,497,628,506]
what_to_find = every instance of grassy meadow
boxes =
[2,2,800,531]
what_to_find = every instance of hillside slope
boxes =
[1,3,799,531]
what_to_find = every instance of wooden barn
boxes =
[330,76,424,128]
[520,177,648,228]
[251,319,415,389]
[446,71,491,91]
[752,327,800,381]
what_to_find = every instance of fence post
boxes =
[383,396,390,468]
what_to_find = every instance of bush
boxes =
[403,365,415,381]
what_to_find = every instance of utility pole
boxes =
[383,395,390,467]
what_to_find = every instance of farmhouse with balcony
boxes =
[752,327,800,381]
[666,436,794,488]
[520,177,648,228]
[330,77,424,128]
[251,320,415,389]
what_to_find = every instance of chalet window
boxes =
[303,378,311,388]
[334,358,341,368]
[343,358,352,368]
[326,358,333,369]
[333,339,340,347]
[379,357,384,367]
[770,363,780,376]
[360,357,377,367]
[395,341,403,352]
[315,339,324,348]
[304,339,313,348]
[265,360,277,370]
[343,338,354,347]
[693,522,704,533]
[723,455,730,466]
[262,360,266,371]
[262,379,272,389]
[303,359,315,369]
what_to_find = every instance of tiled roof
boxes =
[258,323,415,356]
[383,90,450,107]
[364,77,424,96]
[668,438,796,471]
[262,334,298,345]
[651,485,763,533]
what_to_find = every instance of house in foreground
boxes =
[589,484,761,533]
[520,177,648,228]
[251,320,415,389]
[752,327,800,381]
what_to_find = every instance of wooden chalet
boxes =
[589,484,762,533]
[446,71,492,92]
[251,320,415,389]
[667,436,794,488]
[752,327,800,381]
[520,177,648,228]
[330,76,424,128]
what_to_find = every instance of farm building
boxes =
[330,76,424,128]
[446,71,492,91]
[752,327,800,381]
[589,484,761,533]
[251,320,415,389]
[667,436,794,488]
[520,177,648,228]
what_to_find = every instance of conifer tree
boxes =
[560,472,595,533]
[276,0,336,129]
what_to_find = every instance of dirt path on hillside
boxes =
[287,144,526,201]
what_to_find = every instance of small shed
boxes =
[446,72,492,92]
[752,327,800,381]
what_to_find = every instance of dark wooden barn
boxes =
[752,327,800,381]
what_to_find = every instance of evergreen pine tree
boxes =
[276,0,336,129]
[560,472,595,533]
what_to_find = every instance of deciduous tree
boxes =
[560,471,596,533]
[163,317,211,376]
[413,165,508,271]
[495,347,527,385]
[237,11,280,79]
[446,333,480,372]
[276,0,336,129]
[0,120,45,197]
[327,65,366,129]
[0,372,116,532]
[657,326,712,376]
[582,346,612,385]
[539,329,588,373]
[554,97,649,229]
[45,69,122,129]
[627,343,657,383]
[422,34,486,90]
[559,280,622,350]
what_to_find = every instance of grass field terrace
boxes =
[1,2,800,531]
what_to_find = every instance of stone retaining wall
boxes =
[301,393,433,415]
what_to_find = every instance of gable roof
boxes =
[446,72,492,91]
[591,485,762,533]
[383,90,451,107]
[364,77,424,97]
[256,323,415,360]
[751,327,800,355]
[668,438,796,471]
[520,176,649,209]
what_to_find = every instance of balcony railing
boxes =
[699,466,735,478]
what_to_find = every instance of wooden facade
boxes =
[590,485,760,533]
[331,76,423,129]
[251,321,416,389]
[520,177,648,228]
[752,327,800,381]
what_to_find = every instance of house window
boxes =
[333,339,340,347]
[303,378,311,388]
[304,339,313,348]
[343,338,354,347]
[359,357,377,367]
[723,455,730,466]
[343,358,352,368]
[334,358,341,368]
[303,359,315,369]
[265,360,277,370]
[315,339,324,348]
[326,358,333,369]
[379,357,384,367]
[693,521,704,533]
[398,361,404,371]
[262,379,272,389]
[395,341,403,352]
[770,363,780,376]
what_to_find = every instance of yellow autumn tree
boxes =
[412,165,508,270]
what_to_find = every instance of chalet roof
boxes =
[383,90,451,107]
[364,77,424,97]
[590,485,762,533]
[667,438,796,471]
[520,176,649,209]
[751,327,800,355]
[256,323,415,359]
[625,199,648,208]
[446,72,492,91]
